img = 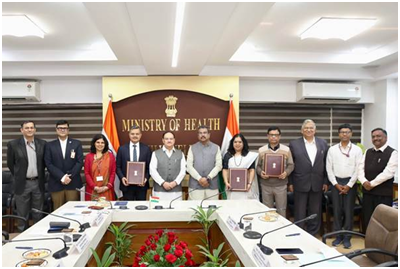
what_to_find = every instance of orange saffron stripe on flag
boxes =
[103,100,120,152]
[227,101,239,136]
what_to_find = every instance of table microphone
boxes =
[75,188,114,209]
[32,208,90,233]
[3,237,69,259]
[168,187,201,209]
[200,189,227,209]
[237,210,275,239]
[300,249,362,267]
[257,213,317,255]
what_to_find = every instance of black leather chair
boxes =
[2,171,15,232]
[2,215,28,240]
[43,172,53,213]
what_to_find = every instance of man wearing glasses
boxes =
[256,126,294,217]
[289,119,329,236]
[326,124,363,248]
[44,120,84,209]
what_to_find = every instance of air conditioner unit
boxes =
[2,80,41,101]
[297,82,361,102]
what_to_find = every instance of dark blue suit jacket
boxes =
[44,138,84,192]
[116,142,152,192]
[289,137,329,192]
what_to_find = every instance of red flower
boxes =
[174,249,183,257]
[155,229,163,237]
[148,235,154,240]
[140,263,147,267]
[164,243,171,252]
[175,245,183,252]
[167,231,175,238]
[154,235,159,242]
[168,237,175,244]
[151,244,157,250]
[145,239,151,246]
[185,249,193,259]
[133,261,139,267]
[179,241,187,249]
[153,254,160,262]
[165,253,177,264]
[185,259,194,267]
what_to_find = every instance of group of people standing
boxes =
[7,119,397,249]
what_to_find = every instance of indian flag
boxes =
[219,100,240,199]
[102,99,123,198]
[150,196,160,203]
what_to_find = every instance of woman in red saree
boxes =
[84,134,116,201]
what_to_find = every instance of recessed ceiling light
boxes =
[171,2,186,68]
[2,15,45,38]
[300,17,376,41]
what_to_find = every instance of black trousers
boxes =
[294,190,322,235]
[331,177,356,237]
[123,187,148,201]
[362,193,392,231]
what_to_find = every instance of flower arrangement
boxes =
[133,229,195,267]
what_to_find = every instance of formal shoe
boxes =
[332,236,343,247]
[343,238,352,249]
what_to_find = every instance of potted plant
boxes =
[133,229,195,267]
[90,246,116,267]
[190,206,219,251]
[106,222,135,266]
[197,242,241,267]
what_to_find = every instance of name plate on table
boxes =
[127,162,145,185]
[75,233,90,254]
[252,245,271,267]
[93,212,105,227]
[229,168,247,191]
[264,154,284,177]
[226,216,240,231]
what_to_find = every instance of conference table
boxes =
[2,199,358,267]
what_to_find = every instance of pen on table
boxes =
[15,246,33,250]
[285,233,300,237]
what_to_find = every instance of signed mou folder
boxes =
[264,154,284,177]
[127,162,145,185]
[229,168,247,191]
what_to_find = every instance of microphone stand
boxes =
[32,208,90,233]
[200,190,227,209]
[237,210,275,239]
[168,187,200,209]
[257,214,317,255]
[76,188,114,210]
[3,237,69,259]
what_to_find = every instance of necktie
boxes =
[133,145,138,162]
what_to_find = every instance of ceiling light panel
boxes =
[2,15,45,38]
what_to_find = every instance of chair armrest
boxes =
[2,215,28,231]
[346,248,398,260]
[375,260,398,267]
[322,230,365,243]
[2,231,10,241]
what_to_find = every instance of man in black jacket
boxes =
[7,121,47,231]
[116,126,152,200]
[289,119,329,235]
[44,120,84,210]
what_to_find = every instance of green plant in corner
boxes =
[90,246,116,267]
[190,206,219,251]
[197,242,231,267]
[106,222,135,266]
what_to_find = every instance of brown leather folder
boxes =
[229,168,247,191]
[264,154,284,177]
[127,162,145,185]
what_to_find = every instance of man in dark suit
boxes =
[7,121,47,231]
[289,119,329,235]
[44,120,84,210]
[116,126,152,200]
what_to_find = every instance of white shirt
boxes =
[358,143,398,187]
[149,146,187,186]
[304,137,317,166]
[59,137,68,159]
[129,141,140,162]
[326,142,363,187]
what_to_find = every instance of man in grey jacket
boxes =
[187,125,222,200]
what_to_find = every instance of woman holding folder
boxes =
[84,134,116,201]
[222,133,258,199]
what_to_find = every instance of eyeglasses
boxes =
[268,134,280,137]
[339,131,351,134]
[56,127,69,131]
[303,127,315,130]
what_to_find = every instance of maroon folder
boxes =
[229,168,247,191]
[127,162,145,185]
[264,154,284,177]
